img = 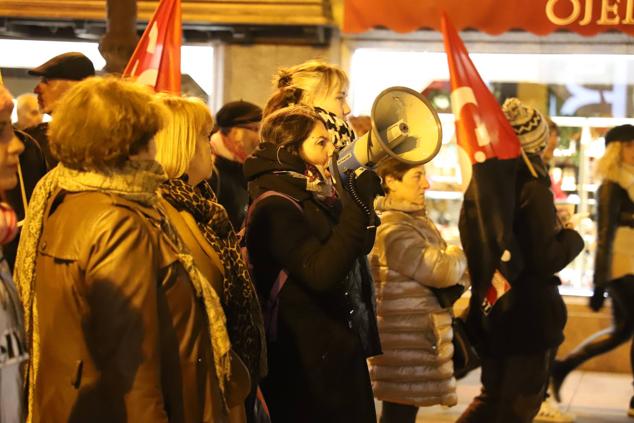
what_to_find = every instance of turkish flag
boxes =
[123,0,181,94]
[441,13,523,309]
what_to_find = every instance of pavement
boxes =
[374,368,633,422]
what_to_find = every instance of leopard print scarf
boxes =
[159,178,267,380]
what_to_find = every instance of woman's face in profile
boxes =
[387,165,430,206]
[0,108,24,191]
[186,124,214,186]
[300,121,335,170]
[313,85,351,120]
[622,140,634,166]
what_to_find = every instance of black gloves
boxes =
[589,287,606,312]
[347,168,384,213]
[329,153,383,229]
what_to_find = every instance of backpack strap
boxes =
[245,191,302,226]
[242,190,303,342]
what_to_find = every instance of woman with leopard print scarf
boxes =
[153,94,266,422]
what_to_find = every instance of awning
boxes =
[344,0,634,36]
[0,0,332,27]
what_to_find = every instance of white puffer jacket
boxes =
[368,196,468,407]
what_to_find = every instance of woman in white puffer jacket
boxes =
[369,158,469,423]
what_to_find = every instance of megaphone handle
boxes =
[346,170,378,229]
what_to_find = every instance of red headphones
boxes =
[0,202,18,244]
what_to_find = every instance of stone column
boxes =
[98,0,139,74]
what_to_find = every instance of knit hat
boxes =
[604,124,634,145]
[502,98,549,154]
[215,100,262,130]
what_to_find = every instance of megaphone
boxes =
[330,86,442,181]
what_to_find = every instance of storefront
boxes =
[1,0,633,296]
[342,0,634,295]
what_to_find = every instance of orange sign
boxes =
[344,0,634,35]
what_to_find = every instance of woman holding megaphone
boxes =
[243,104,382,422]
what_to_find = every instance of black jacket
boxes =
[243,143,380,423]
[208,156,249,229]
[24,122,57,169]
[4,130,49,271]
[593,181,634,289]
[476,158,584,356]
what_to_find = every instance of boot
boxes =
[549,359,573,403]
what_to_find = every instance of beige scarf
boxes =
[14,161,232,421]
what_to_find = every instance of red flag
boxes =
[123,0,181,94]
[441,12,523,307]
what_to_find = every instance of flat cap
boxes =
[28,52,95,81]
[216,101,262,129]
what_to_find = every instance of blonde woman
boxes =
[153,94,265,422]
[15,77,231,423]
[551,125,634,417]
[263,60,354,149]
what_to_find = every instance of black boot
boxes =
[550,359,573,403]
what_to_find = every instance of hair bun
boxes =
[277,71,293,88]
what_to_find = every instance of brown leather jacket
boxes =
[32,189,224,423]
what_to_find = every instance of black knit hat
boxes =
[604,124,634,145]
[28,52,95,81]
[215,101,262,129]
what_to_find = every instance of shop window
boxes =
[348,48,634,295]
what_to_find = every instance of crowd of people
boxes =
[0,51,632,423]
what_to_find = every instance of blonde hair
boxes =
[595,141,624,182]
[153,94,213,179]
[49,76,165,170]
[264,60,348,116]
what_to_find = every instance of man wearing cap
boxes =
[209,100,262,228]
[0,53,94,271]
[26,52,95,168]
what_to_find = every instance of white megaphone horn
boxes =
[330,86,442,181]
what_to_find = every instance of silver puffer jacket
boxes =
[368,196,468,407]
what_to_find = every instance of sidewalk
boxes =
[375,369,633,422]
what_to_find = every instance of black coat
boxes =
[593,180,634,289]
[208,156,249,229]
[243,143,380,423]
[474,159,584,357]
[4,130,49,271]
[24,122,57,169]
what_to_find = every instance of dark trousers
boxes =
[380,401,418,423]
[556,275,634,382]
[457,349,555,423]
